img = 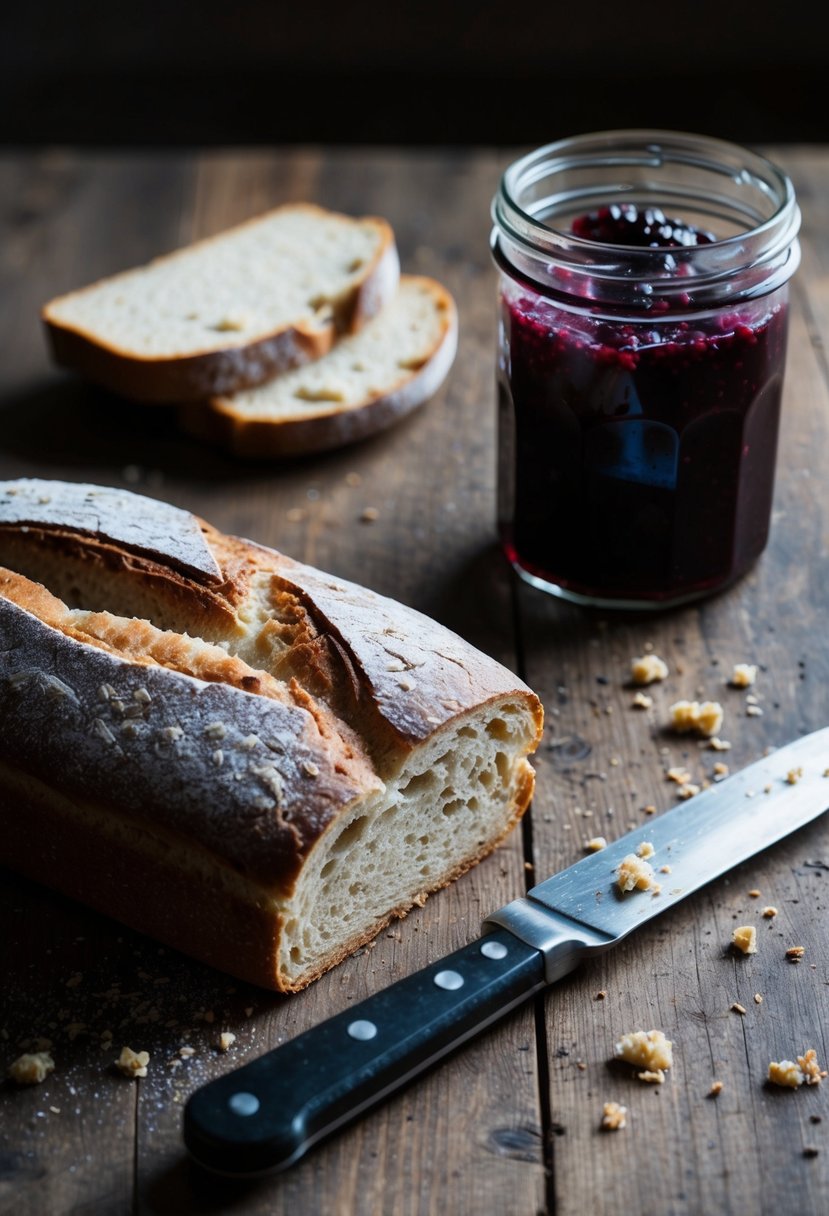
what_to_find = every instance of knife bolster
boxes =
[484,898,614,984]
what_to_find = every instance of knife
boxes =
[184,725,829,1177]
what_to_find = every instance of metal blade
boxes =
[526,724,829,943]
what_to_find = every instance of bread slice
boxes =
[179,275,458,457]
[42,204,400,403]
[0,478,543,992]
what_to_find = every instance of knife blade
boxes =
[184,725,829,1177]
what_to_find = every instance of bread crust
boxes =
[41,203,400,403]
[181,275,459,458]
[0,478,543,990]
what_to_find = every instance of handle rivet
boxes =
[481,940,508,960]
[348,1019,378,1041]
[434,969,464,990]
[228,1092,260,1116]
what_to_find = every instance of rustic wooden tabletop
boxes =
[1,146,828,1216]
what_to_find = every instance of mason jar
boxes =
[491,130,801,609]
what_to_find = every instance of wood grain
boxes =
[1,145,829,1216]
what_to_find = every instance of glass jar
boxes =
[491,130,801,609]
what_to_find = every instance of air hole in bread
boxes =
[400,770,434,796]
[331,815,368,854]
[443,799,465,817]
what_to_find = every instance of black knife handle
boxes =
[184,927,546,1177]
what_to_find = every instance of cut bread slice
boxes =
[42,203,400,403]
[179,275,458,458]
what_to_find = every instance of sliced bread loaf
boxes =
[42,203,400,403]
[179,275,458,457]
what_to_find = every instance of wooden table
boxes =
[1,147,828,1216]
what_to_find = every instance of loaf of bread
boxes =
[181,275,458,457]
[0,479,542,991]
[42,204,400,403]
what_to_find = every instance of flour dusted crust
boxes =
[41,204,400,403]
[0,479,542,991]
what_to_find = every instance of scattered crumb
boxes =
[659,865,672,874]
[631,654,668,685]
[595,990,608,1001]
[115,1046,149,1078]
[632,691,653,710]
[731,1003,747,1015]
[576,1060,587,1071]
[585,836,607,852]
[804,1147,820,1159]
[786,946,806,960]
[768,1059,804,1088]
[614,1029,673,1072]
[786,767,804,785]
[746,705,764,718]
[643,804,657,815]
[636,841,655,859]
[669,700,724,738]
[732,926,757,955]
[708,1080,724,1097]
[713,762,729,780]
[676,783,700,799]
[798,1050,827,1085]
[748,889,761,898]
[637,1069,665,1084]
[730,664,758,688]
[360,506,380,523]
[285,507,306,523]
[218,1032,237,1053]
[667,766,691,784]
[762,906,778,919]
[8,1052,55,1085]
[708,737,732,752]
[178,1046,196,1059]
[601,1101,627,1130]
[616,853,656,893]
[755,993,763,1004]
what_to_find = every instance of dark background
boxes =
[1,2,825,147]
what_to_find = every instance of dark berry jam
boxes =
[497,210,790,606]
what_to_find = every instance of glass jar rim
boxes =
[492,129,801,309]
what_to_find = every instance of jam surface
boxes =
[498,208,789,604]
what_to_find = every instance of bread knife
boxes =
[184,725,829,1177]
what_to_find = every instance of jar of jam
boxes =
[491,130,801,609]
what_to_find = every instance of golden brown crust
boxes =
[0,477,542,991]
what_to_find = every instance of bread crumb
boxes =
[659,865,672,874]
[218,1032,236,1053]
[798,1049,827,1085]
[614,1029,672,1072]
[731,1003,747,1015]
[585,836,607,852]
[708,737,732,751]
[632,691,653,709]
[631,655,668,685]
[732,925,757,954]
[8,1051,55,1085]
[762,906,778,918]
[601,1101,627,1130]
[786,946,805,960]
[616,853,656,893]
[115,1046,149,1078]
[643,804,657,815]
[667,766,691,784]
[754,993,763,1004]
[669,700,724,737]
[360,507,380,523]
[636,841,655,859]
[730,664,758,688]
[748,888,761,897]
[746,704,764,718]
[637,1069,665,1084]
[676,782,700,799]
[713,761,729,780]
[786,767,803,785]
[768,1059,804,1088]
[595,990,608,1000]
[286,507,306,523]
[708,1080,724,1097]
[179,1045,196,1059]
